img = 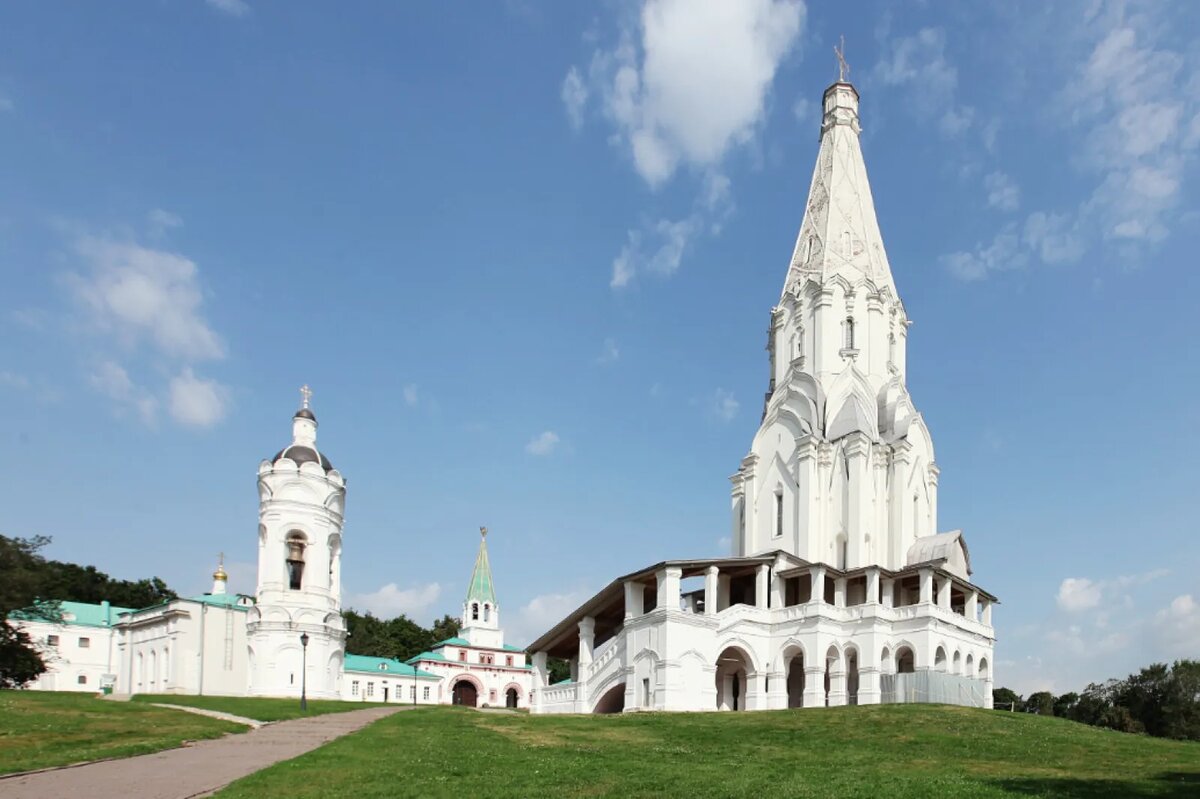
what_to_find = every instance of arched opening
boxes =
[965,653,975,677]
[149,649,157,688]
[896,646,915,674]
[451,677,479,707]
[845,648,860,705]
[934,646,948,673]
[952,650,962,675]
[506,687,518,708]
[593,682,626,714]
[880,646,893,674]
[471,602,479,621]
[785,647,805,708]
[844,317,856,350]
[715,646,753,711]
[285,532,307,590]
[978,657,990,682]
[774,488,784,538]
[483,604,490,623]
[824,645,840,706]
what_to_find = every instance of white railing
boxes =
[537,682,578,713]
[585,635,623,682]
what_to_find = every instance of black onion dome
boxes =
[294,408,316,421]
[273,445,334,471]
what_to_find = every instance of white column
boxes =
[937,576,951,609]
[804,664,825,708]
[844,432,870,567]
[882,577,895,608]
[766,668,787,709]
[965,590,979,621]
[746,671,768,710]
[981,599,993,627]
[657,567,682,612]
[811,564,826,604]
[755,564,770,609]
[919,568,933,604]
[575,616,595,713]
[866,567,881,604]
[834,577,847,608]
[624,580,644,619]
[794,437,819,560]
[770,560,785,609]
[532,651,548,713]
[827,662,847,707]
[718,573,731,609]
[704,566,719,615]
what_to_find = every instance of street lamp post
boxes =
[299,632,309,711]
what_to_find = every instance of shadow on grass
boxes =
[992,771,1200,798]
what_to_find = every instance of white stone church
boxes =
[527,76,997,713]
[18,397,532,708]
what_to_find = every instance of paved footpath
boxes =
[0,705,405,799]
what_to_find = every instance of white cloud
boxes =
[1153,594,1200,659]
[403,383,419,407]
[525,430,560,456]
[610,215,695,288]
[147,209,183,238]
[168,367,229,428]
[347,582,442,619]
[940,226,1026,281]
[1057,577,1102,612]
[206,0,250,17]
[597,337,620,364]
[582,0,804,186]
[708,388,739,422]
[506,589,592,647]
[1022,211,1086,265]
[984,171,1020,212]
[90,360,159,426]
[875,27,974,139]
[67,236,224,361]
[561,66,588,131]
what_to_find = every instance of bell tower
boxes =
[247,387,347,698]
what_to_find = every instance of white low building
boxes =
[17,392,529,707]
[528,74,997,714]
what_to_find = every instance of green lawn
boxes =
[0,690,245,775]
[215,704,1200,798]
[131,694,391,722]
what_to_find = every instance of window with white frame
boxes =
[367,682,374,698]
[352,680,359,696]
[423,686,430,700]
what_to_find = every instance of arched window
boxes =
[797,327,805,359]
[471,602,479,621]
[844,317,856,350]
[774,489,784,538]
[912,495,920,538]
[286,532,307,590]
[483,604,490,622]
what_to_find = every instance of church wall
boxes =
[18,619,120,693]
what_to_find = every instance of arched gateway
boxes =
[451,676,479,707]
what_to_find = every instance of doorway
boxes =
[452,679,478,707]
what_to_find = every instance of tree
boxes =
[430,614,461,643]
[0,535,60,687]
[1161,660,1200,741]
[1053,692,1079,719]
[547,657,571,684]
[992,687,1023,712]
[1026,691,1055,716]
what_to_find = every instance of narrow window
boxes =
[842,231,851,256]
[411,685,416,700]
[506,655,514,667]
[458,650,466,662]
[471,602,479,621]
[483,604,490,622]
[286,533,306,590]
[912,495,920,537]
[838,538,848,570]
[804,236,813,262]
[423,686,430,700]
[775,490,784,538]
[367,682,374,698]
[78,637,90,649]
[888,333,896,365]
[352,681,359,696]
[845,317,856,350]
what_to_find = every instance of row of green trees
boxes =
[1,534,179,688]
[342,609,462,662]
[993,660,1200,741]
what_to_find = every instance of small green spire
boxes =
[465,526,498,608]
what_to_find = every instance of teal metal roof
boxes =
[188,593,253,610]
[12,600,135,628]
[433,636,469,647]
[344,654,437,679]
[406,651,449,664]
[464,530,497,607]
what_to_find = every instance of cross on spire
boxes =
[480,526,488,538]
[835,35,850,83]
[299,384,312,409]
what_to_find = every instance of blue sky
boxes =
[2,1,1198,694]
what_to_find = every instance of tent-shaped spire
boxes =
[465,526,497,607]
[782,76,897,299]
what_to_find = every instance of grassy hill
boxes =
[214,704,1198,798]
[0,691,245,775]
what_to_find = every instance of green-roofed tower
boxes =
[460,526,504,648]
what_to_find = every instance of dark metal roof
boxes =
[293,408,316,421]
[273,445,333,472]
